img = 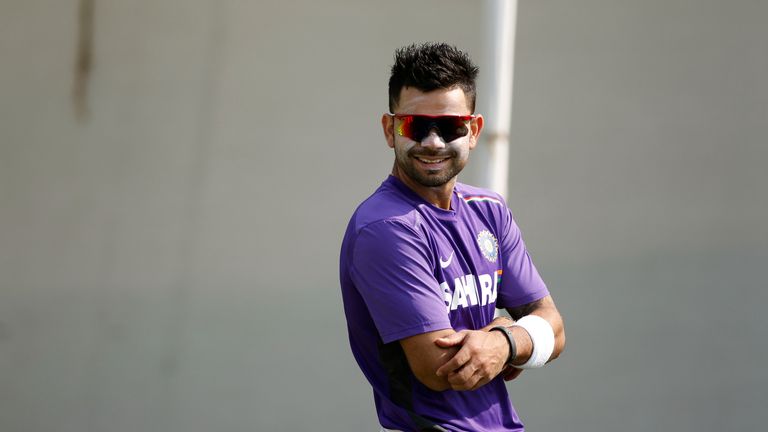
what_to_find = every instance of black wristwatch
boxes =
[490,325,517,365]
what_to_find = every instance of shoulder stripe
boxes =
[461,195,504,206]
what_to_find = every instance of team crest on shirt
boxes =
[476,230,499,263]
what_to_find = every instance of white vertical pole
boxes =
[484,0,517,200]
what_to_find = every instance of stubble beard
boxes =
[396,149,464,188]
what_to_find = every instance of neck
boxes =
[391,163,456,210]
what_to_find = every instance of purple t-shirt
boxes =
[339,176,549,431]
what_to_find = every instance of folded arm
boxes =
[400,295,566,391]
[398,316,515,391]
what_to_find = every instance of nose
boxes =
[420,129,446,149]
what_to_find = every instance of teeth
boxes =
[417,158,446,164]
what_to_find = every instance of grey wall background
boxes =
[1,0,766,431]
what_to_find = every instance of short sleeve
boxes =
[496,208,550,308]
[349,220,452,343]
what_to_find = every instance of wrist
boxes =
[483,316,514,332]
[509,325,532,366]
[511,315,555,369]
[489,326,517,365]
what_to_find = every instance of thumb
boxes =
[434,331,467,347]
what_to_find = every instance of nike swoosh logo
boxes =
[439,251,454,269]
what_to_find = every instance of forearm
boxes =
[531,304,565,364]
[481,315,515,331]
[400,329,460,391]
[402,314,541,391]
[403,323,511,392]
[481,315,535,369]
[505,295,566,366]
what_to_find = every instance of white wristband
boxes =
[512,315,555,369]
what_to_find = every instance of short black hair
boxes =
[388,42,479,113]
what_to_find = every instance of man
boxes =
[339,42,565,432]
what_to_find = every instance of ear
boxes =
[468,114,484,150]
[382,113,395,149]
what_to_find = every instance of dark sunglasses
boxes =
[390,114,475,143]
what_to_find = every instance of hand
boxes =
[434,329,508,391]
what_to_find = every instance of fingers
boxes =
[446,363,477,388]
[434,331,470,376]
[435,329,509,390]
[447,366,482,390]
[444,354,499,391]
[435,345,471,377]
[434,331,467,348]
[446,365,494,391]
[469,375,491,391]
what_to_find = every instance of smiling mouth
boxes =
[416,156,448,165]
[414,156,450,165]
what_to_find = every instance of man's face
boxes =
[383,87,483,189]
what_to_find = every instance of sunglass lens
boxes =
[408,117,430,142]
[399,116,470,142]
[436,117,469,142]
[396,116,413,140]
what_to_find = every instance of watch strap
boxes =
[490,325,517,365]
